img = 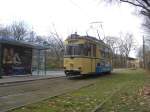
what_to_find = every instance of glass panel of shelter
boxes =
[32,49,46,75]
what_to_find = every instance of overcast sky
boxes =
[0,0,144,56]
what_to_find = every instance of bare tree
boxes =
[117,38,127,67]
[123,33,134,57]
[105,0,150,16]
[34,35,45,44]
[45,25,64,68]
[105,36,120,67]
[143,16,150,33]
[121,33,135,67]
[90,22,106,40]
[0,26,12,39]
[137,46,143,59]
[105,36,119,54]
[104,0,150,32]
[47,32,64,58]
[26,30,37,42]
[10,21,28,41]
[119,0,150,18]
[105,33,135,68]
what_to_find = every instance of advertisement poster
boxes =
[2,44,32,75]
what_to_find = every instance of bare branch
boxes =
[120,0,150,12]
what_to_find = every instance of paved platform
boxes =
[0,71,65,85]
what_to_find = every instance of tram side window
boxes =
[106,48,110,58]
[84,44,91,56]
[79,44,84,55]
[76,44,84,55]
[103,47,108,58]
[84,44,96,57]
[105,48,108,58]
[100,47,111,58]
[84,48,88,56]
[92,44,96,57]
[101,47,105,58]
[107,52,109,58]
[100,60,105,66]
[73,46,81,55]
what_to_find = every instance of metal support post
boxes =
[44,50,46,75]
[0,44,2,78]
[37,50,40,75]
[143,36,145,69]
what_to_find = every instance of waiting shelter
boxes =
[0,38,48,76]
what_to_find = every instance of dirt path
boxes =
[0,76,97,112]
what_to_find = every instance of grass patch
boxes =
[10,69,150,112]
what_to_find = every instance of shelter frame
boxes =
[0,39,48,76]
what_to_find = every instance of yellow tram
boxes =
[64,33,112,77]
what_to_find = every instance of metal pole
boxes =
[0,44,2,78]
[143,36,145,69]
[44,50,46,75]
[37,50,40,75]
[31,49,33,76]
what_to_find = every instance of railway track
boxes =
[0,75,96,112]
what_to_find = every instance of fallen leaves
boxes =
[48,101,56,107]
[143,85,150,96]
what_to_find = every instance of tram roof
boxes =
[81,35,104,42]
[0,38,48,50]
[67,34,110,47]
[68,34,102,42]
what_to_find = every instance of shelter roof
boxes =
[0,38,48,50]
